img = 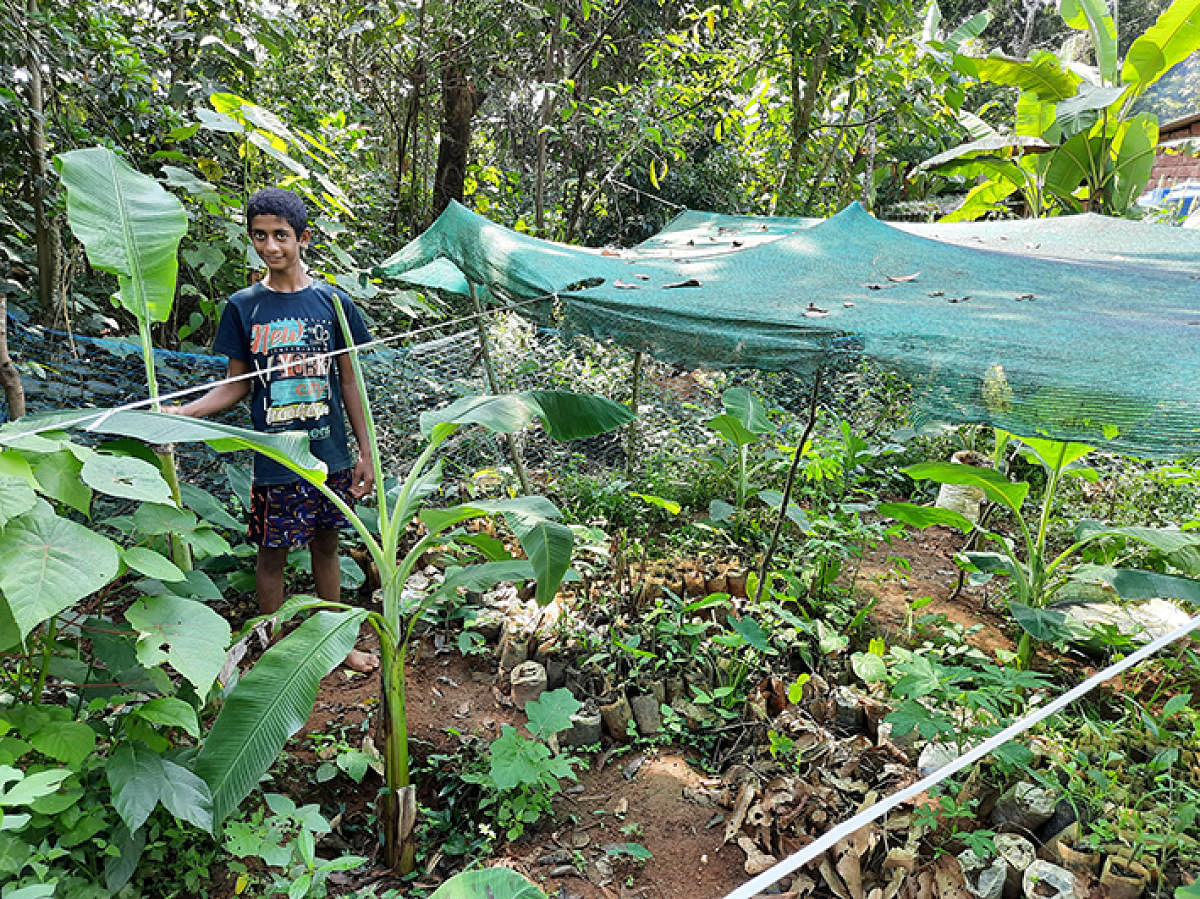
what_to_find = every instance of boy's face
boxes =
[248,214,310,275]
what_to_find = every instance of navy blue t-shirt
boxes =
[213,281,371,485]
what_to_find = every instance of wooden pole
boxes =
[468,282,531,494]
[754,368,823,604]
[624,350,643,478]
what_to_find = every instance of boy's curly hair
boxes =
[246,188,308,237]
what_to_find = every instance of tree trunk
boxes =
[1014,0,1042,59]
[778,20,830,214]
[0,296,25,421]
[26,0,57,318]
[430,59,477,221]
[534,10,562,236]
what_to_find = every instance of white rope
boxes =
[3,293,553,440]
[722,614,1200,899]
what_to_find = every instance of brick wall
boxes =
[1150,114,1200,188]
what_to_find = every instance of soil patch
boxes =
[858,526,1015,656]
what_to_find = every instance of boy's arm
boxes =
[337,354,375,500]
[169,359,252,417]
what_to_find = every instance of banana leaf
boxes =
[1060,0,1119,85]
[1122,0,1200,96]
[193,608,368,826]
[53,147,187,324]
[0,410,325,483]
[428,868,547,899]
[419,390,633,441]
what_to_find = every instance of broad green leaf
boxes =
[419,391,633,441]
[133,502,198,536]
[0,451,38,490]
[423,497,573,605]
[721,387,772,434]
[107,741,212,832]
[1072,564,1200,605]
[944,12,992,52]
[1121,0,1200,96]
[427,868,548,899]
[179,483,242,531]
[431,561,536,604]
[488,725,554,790]
[1009,602,1074,641]
[731,615,770,652]
[104,824,146,893]
[1074,521,1200,556]
[0,500,120,640]
[1060,0,1118,84]
[709,498,736,522]
[963,551,1020,579]
[0,600,19,653]
[81,453,175,504]
[942,176,1021,222]
[29,720,95,768]
[706,413,759,448]
[1055,83,1128,138]
[122,546,186,582]
[958,50,1078,100]
[106,741,162,832]
[1044,131,1094,200]
[31,451,90,515]
[22,409,327,483]
[921,134,1051,171]
[1163,693,1191,717]
[183,526,232,559]
[885,700,955,740]
[0,474,37,526]
[525,688,581,738]
[878,501,974,534]
[0,767,70,807]
[850,651,887,683]
[891,655,942,698]
[125,595,231,696]
[5,883,56,899]
[194,609,367,825]
[133,697,200,738]
[420,495,561,535]
[1017,91,1058,140]
[1111,114,1159,212]
[54,147,187,324]
[515,517,573,606]
[901,462,1029,512]
[195,106,243,133]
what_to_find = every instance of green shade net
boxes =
[645,208,1200,274]
[379,201,1200,457]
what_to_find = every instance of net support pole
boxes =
[624,350,643,478]
[468,281,531,495]
[754,367,823,604]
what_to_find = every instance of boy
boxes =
[172,188,378,672]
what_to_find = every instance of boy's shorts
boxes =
[248,469,354,548]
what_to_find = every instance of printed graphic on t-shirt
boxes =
[250,317,333,427]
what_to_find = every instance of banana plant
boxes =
[4,386,632,872]
[53,146,193,569]
[921,0,1200,218]
[880,432,1200,667]
[706,387,774,515]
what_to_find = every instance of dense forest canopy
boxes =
[2,0,1197,349]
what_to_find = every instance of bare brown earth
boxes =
[279,529,1032,898]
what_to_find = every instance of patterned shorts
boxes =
[248,469,354,548]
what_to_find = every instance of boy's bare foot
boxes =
[345,648,380,673]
